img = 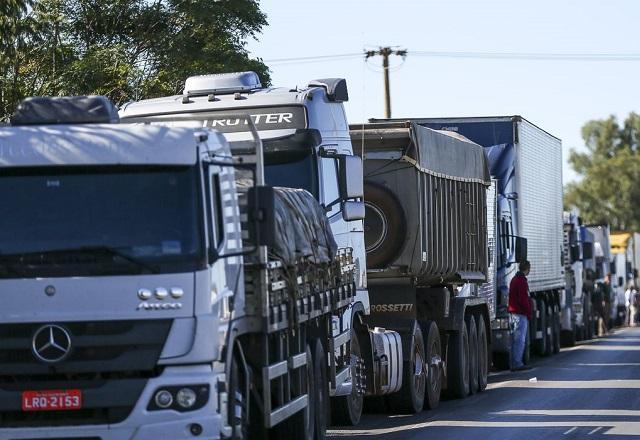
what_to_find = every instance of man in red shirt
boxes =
[508,260,532,371]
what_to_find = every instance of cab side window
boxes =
[321,158,340,217]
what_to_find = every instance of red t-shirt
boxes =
[508,272,532,320]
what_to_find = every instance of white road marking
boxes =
[328,421,640,436]
[589,427,603,435]
[564,427,578,435]
[487,379,640,390]
[497,410,640,417]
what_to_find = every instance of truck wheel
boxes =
[313,340,329,440]
[552,305,561,354]
[331,330,363,426]
[423,321,442,409]
[535,301,548,356]
[275,344,314,440]
[543,303,553,356]
[561,329,576,347]
[492,352,510,371]
[363,182,406,269]
[476,315,489,391]
[387,322,426,414]
[466,315,479,395]
[228,353,249,439]
[447,319,470,398]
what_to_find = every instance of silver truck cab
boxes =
[0,96,241,439]
[120,72,368,303]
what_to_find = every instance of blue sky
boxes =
[247,0,640,183]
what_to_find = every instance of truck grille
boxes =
[0,319,172,427]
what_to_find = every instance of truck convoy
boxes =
[4,71,636,438]
[561,210,585,346]
[375,116,565,368]
[610,232,640,325]
[120,72,493,431]
[0,96,357,439]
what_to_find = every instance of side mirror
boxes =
[338,155,364,200]
[515,236,528,264]
[342,201,365,222]
[570,244,580,263]
[247,186,277,248]
[582,242,593,259]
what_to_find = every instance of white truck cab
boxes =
[0,96,241,439]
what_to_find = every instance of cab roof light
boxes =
[307,78,349,102]
[10,95,120,126]
[183,71,262,98]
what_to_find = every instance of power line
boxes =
[411,50,640,61]
[265,53,362,64]
[265,50,640,65]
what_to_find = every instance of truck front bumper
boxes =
[2,365,225,440]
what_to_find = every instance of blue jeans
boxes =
[510,313,528,369]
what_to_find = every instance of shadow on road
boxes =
[328,327,640,439]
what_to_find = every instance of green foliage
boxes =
[0,0,270,120]
[564,113,640,231]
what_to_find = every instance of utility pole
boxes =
[365,47,407,118]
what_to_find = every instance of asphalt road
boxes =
[329,327,640,439]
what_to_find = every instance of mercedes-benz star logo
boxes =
[32,325,72,363]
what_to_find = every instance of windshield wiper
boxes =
[0,246,160,274]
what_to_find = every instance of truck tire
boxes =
[447,320,470,398]
[535,300,548,356]
[552,305,561,354]
[313,340,329,440]
[363,182,406,269]
[543,303,553,356]
[476,315,489,391]
[492,352,510,371]
[387,322,426,414]
[228,352,249,439]
[466,315,479,395]
[561,328,576,347]
[423,321,442,409]
[275,343,315,439]
[331,330,363,426]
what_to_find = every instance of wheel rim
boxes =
[347,336,363,419]
[413,339,426,402]
[463,331,469,390]
[429,339,442,395]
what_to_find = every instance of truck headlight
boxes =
[154,390,173,408]
[148,385,209,412]
[177,388,197,409]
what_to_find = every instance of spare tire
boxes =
[364,181,406,268]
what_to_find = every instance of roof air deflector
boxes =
[184,71,262,97]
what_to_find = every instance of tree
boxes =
[0,0,270,121]
[564,113,640,231]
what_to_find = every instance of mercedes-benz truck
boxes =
[0,96,356,439]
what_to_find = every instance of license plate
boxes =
[22,389,82,411]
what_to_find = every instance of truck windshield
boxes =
[0,166,204,279]
[264,150,318,197]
